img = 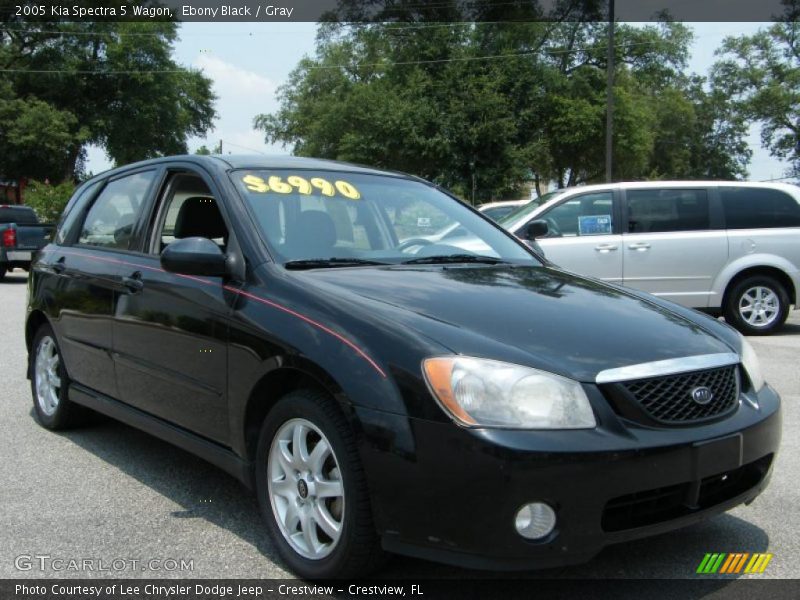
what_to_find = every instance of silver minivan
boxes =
[500,181,800,334]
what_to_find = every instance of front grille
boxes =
[601,454,773,532]
[621,366,739,425]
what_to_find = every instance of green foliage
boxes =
[23,179,76,223]
[257,19,750,200]
[712,4,800,177]
[195,145,213,155]
[0,14,216,183]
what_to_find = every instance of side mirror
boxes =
[161,237,227,277]
[523,219,549,240]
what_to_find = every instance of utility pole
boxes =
[605,0,615,183]
[218,139,223,154]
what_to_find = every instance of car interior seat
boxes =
[173,197,228,248]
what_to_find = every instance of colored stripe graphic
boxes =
[697,553,772,574]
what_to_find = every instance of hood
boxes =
[296,265,736,382]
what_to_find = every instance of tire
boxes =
[255,389,386,578]
[0,266,6,281]
[30,323,87,429]
[723,275,790,336]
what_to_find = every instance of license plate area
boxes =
[692,433,743,480]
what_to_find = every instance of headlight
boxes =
[422,356,596,429]
[740,337,765,392]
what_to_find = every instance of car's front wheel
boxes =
[255,389,385,578]
[724,275,790,335]
[30,324,86,429]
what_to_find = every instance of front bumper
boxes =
[356,384,781,570]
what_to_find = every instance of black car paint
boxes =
[26,155,780,570]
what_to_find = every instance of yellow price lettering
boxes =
[310,177,335,197]
[287,175,312,195]
[268,176,293,193]
[242,174,269,193]
[243,174,361,200]
[335,180,361,200]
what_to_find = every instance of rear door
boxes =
[535,190,623,283]
[622,187,727,308]
[51,170,158,398]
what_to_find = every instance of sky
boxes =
[85,21,791,182]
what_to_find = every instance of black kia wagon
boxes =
[27,155,781,577]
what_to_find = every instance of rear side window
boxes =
[627,189,709,233]
[720,187,800,229]
[55,181,101,245]
[78,171,156,249]
[0,206,37,225]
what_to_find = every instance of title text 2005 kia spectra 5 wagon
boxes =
[27,156,781,577]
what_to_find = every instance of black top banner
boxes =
[2,0,797,23]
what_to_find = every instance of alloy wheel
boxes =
[34,336,61,416]
[738,286,780,328]
[267,418,345,560]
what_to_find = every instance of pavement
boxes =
[0,269,798,580]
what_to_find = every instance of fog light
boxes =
[514,502,556,540]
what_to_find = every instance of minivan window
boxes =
[720,187,800,229]
[539,192,613,237]
[78,171,156,249]
[234,170,540,265]
[498,190,561,229]
[627,189,709,233]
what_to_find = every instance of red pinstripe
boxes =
[53,249,387,378]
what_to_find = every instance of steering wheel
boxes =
[397,238,435,253]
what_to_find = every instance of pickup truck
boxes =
[0,205,54,280]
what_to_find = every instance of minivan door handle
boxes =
[122,271,144,293]
[594,243,618,253]
[628,242,651,251]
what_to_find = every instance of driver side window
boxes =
[151,173,228,254]
[541,192,614,237]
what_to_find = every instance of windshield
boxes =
[233,170,540,266]
[498,191,562,230]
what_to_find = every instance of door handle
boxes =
[594,244,618,253]
[628,242,651,251]
[52,257,66,274]
[122,272,144,292]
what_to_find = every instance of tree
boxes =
[257,18,749,200]
[24,179,76,223]
[712,1,800,176]
[0,11,216,183]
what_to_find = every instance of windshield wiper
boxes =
[401,254,510,265]
[284,257,391,270]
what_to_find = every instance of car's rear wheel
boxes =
[255,389,385,578]
[30,324,86,429]
[0,266,6,281]
[724,275,790,335]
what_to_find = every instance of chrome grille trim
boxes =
[595,353,740,384]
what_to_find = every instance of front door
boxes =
[112,169,232,444]
[535,190,623,283]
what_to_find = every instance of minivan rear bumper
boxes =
[358,385,781,570]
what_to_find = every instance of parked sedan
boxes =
[27,156,780,578]
[477,199,531,221]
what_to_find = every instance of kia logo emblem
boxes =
[691,386,714,405]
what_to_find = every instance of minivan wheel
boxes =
[255,389,385,578]
[30,324,85,429]
[724,275,790,336]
